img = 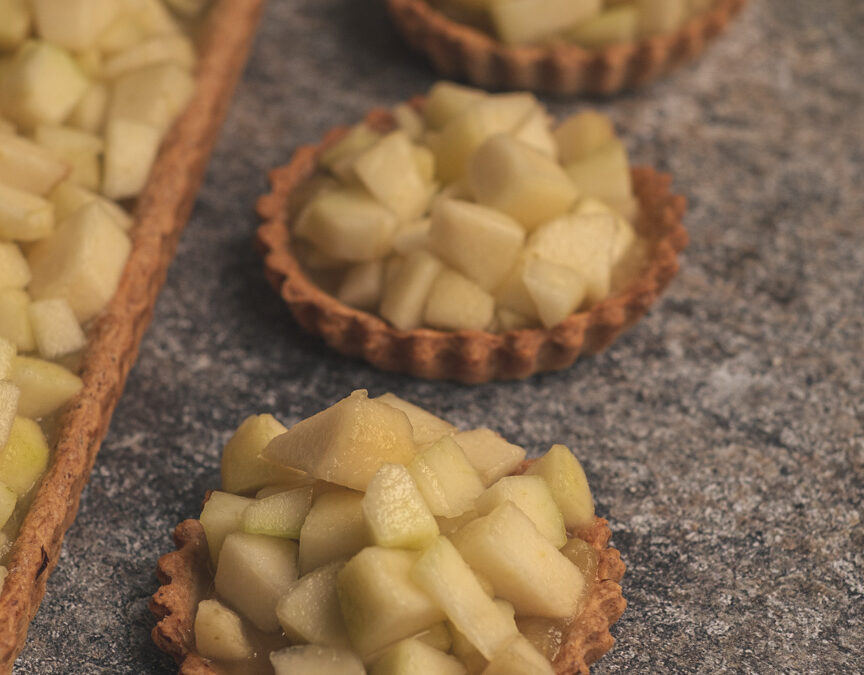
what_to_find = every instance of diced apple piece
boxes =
[199,491,254,566]
[319,124,381,170]
[393,103,425,141]
[0,289,35,352]
[392,218,431,255]
[67,82,109,134]
[101,34,195,79]
[483,635,555,675]
[0,132,69,195]
[560,537,598,607]
[566,6,639,48]
[412,536,519,660]
[574,196,636,267]
[452,429,526,487]
[336,260,384,311]
[363,463,439,549]
[0,182,54,242]
[338,547,446,657]
[28,298,86,359]
[374,393,456,446]
[379,250,443,330]
[553,111,616,165]
[194,598,254,661]
[49,181,132,231]
[108,63,195,135]
[241,486,313,539]
[416,622,453,652]
[491,0,602,45]
[522,257,587,327]
[0,337,14,379]
[514,616,567,662]
[468,134,578,232]
[0,416,50,495]
[371,637,468,675]
[102,118,161,200]
[412,145,436,185]
[511,108,557,158]
[423,82,486,131]
[0,481,16,529]
[407,436,484,518]
[525,444,594,530]
[270,645,365,675]
[10,356,82,418]
[475,475,566,547]
[0,381,19,449]
[0,0,30,51]
[264,390,416,491]
[424,268,495,332]
[27,202,131,322]
[495,307,538,332]
[32,0,120,51]
[565,139,633,207]
[436,510,479,537]
[128,0,184,37]
[430,199,524,291]
[33,125,102,190]
[276,561,350,648]
[451,502,585,617]
[637,0,687,37]
[299,489,368,574]
[494,255,539,320]
[214,531,299,632]
[0,41,89,130]
[295,188,398,263]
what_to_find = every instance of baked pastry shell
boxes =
[256,105,688,384]
[385,0,749,95]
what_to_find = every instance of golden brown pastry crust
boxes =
[0,2,265,671]
[385,0,749,95]
[256,104,688,383]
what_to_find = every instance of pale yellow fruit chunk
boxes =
[0,381,20,449]
[0,0,30,51]
[491,0,602,45]
[270,645,365,675]
[27,202,131,322]
[295,188,398,263]
[522,257,587,327]
[164,0,211,18]
[102,118,162,200]
[423,82,486,131]
[468,134,578,232]
[338,547,446,657]
[0,416,50,496]
[0,481,16,529]
[0,132,69,195]
[407,436,485,518]
[393,103,425,141]
[241,486,313,539]
[574,196,637,267]
[263,389,416,491]
[452,429,526,487]
[298,489,368,575]
[214,532,299,632]
[566,6,639,49]
[553,111,616,165]
[276,561,350,648]
[637,0,687,36]
[27,298,86,360]
[511,108,557,158]
[430,199,525,291]
[424,268,495,332]
[495,307,538,332]
[32,0,120,51]
[379,250,443,330]
[436,510,479,537]
[495,255,539,320]
[10,355,82,419]
[101,34,196,79]
[392,217,431,255]
[416,622,454,653]
[0,181,55,242]
[336,260,384,311]
[451,501,585,617]
[411,536,519,660]
[564,138,633,207]
[67,82,108,134]
[363,463,439,549]
[525,444,595,530]
[483,635,555,675]
[199,491,254,566]
[108,63,196,135]
[375,393,456,445]
[0,289,35,352]
[319,124,381,171]
[0,337,15,379]
[33,125,103,191]
[49,181,132,231]
[371,637,468,675]
[475,475,567,548]
[194,599,254,661]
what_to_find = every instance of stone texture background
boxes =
[15,0,863,672]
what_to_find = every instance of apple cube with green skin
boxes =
[276,561,351,648]
[491,0,602,44]
[28,201,132,322]
[214,531,299,632]
[423,268,495,332]
[299,488,368,575]
[553,111,616,165]
[0,416,49,496]
[108,63,196,135]
[0,128,69,195]
[450,501,585,618]
[32,0,120,51]
[451,429,526,487]
[270,645,365,675]
[0,0,30,51]
[475,475,566,548]
[375,393,456,446]
[0,243,31,291]
[0,290,36,353]
[199,491,255,566]
[337,546,446,657]
[522,257,587,327]
[336,260,383,311]
[422,82,486,131]
[363,463,439,549]
[10,355,82,419]
[407,436,485,518]
[0,181,54,243]
[483,636,555,675]
[378,250,443,330]
[566,6,639,48]
[371,637,468,675]
[565,139,633,208]
[28,298,87,360]
[194,598,254,661]
[0,482,16,530]
[468,134,578,232]
[241,486,313,539]
[525,444,595,530]
[429,198,525,292]
[264,390,416,491]
[102,117,162,200]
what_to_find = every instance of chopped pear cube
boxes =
[130,0,184,37]
[102,118,162,200]
[494,255,539,320]
[637,0,687,36]
[338,547,446,657]
[264,390,416,491]
[491,0,602,45]
[101,34,196,79]
[566,6,639,49]
[553,111,616,165]
[436,510,479,537]
[199,491,255,566]
[28,298,86,359]
[511,108,557,158]
[194,599,254,661]
[564,139,633,207]
[407,436,485,518]
[451,502,585,617]
[423,82,486,131]
[108,63,196,134]
[214,532,299,632]
[0,0,30,51]
[0,381,20,450]
[241,487,313,539]
[430,199,525,291]
[475,475,566,548]
[67,82,109,134]
[0,416,50,496]
[0,132,69,195]
[415,622,454,653]
[560,537,598,607]
[423,268,495,332]
[0,481,16,529]
[299,488,368,574]
[270,645,365,675]
[522,257,587,327]
[0,290,35,352]
[483,635,555,675]
[379,250,443,330]
[371,637,468,675]
[393,103,425,141]
[276,561,351,648]
[319,124,381,171]
[336,260,384,311]
[33,124,102,190]
[10,355,82,418]
[0,181,55,242]
[0,337,15,379]
[49,181,132,231]
[574,196,637,268]
[495,307,538,332]
[525,444,594,530]
[451,429,526,486]
[374,393,456,446]
[392,218,432,255]
[0,243,30,290]
[32,0,120,51]
[363,463,439,549]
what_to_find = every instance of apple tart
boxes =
[151,391,627,674]
[256,84,687,383]
[385,0,748,94]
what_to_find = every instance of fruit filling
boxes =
[191,390,604,674]
[0,0,209,585]
[291,82,649,333]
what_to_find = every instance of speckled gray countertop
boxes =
[14,0,864,672]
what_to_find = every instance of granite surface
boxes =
[14,0,864,672]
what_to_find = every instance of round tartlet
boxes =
[255,102,687,384]
[385,0,748,95]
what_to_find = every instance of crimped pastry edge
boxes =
[385,0,749,95]
[255,104,688,384]
[0,2,265,671]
